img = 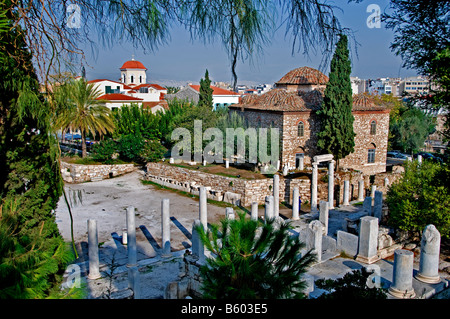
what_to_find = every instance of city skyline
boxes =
[81,1,419,87]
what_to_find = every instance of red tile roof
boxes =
[230,89,387,112]
[276,66,329,85]
[189,85,240,96]
[97,93,143,101]
[119,60,147,70]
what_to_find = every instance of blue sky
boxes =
[82,0,418,86]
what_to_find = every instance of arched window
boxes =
[139,76,142,83]
[367,143,376,163]
[130,75,134,83]
[370,120,377,135]
[298,121,304,137]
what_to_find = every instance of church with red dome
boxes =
[88,57,168,113]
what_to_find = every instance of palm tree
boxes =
[54,78,115,157]
[196,213,316,299]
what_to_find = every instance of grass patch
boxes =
[160,161,267,180]
[62,156,131,165]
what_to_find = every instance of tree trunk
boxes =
[81,130,87,158]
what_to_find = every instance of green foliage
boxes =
[117,134,145,163]
[315,268,387,299]
[91,139,118,164]
[383,0,449,76]
[197,213,316,299]
[389,106,435,154]
[430,47,450,142]
[140,139,167,163]
[111,104,161,140]
[0,8,75,298]
[53,78,115,157]
[317,34,355,166]
[386,160,450,238]
[199,69,214,109]
[0,200,79,299]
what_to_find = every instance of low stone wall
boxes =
[145,162,311,207]
[60,161,136,183]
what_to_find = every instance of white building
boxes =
[350,77,366,95]
[88,57,167,112]
[189,84,240,109]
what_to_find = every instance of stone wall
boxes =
[232,108,390,176]
[339,111,390,175]
[60,161,136,183]
[145,162,311,207]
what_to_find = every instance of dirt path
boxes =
[55,169,228,259]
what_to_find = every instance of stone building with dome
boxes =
[228,66,390,175]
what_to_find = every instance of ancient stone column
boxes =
[126,206,137,267]
[328,160,335,209]
[371,185,377,199]
[191,219,205,264]
[251,202,259,221]
[299,156,304,171]
[128,266,140,299]
[358,179,365,202]
[373,190,383,220]
[308,220,323,263]
[87,219,101,280]
[356,216,379,264]
[416,225,441,284]
[199,186,208,231]
[388,249,416,298]
[264,195,274,222]
[282,165,289,176]
[311,163,318,212]
[418,154,423,165]
[161,198,172,257]
[384,177,389,187]
[225,159,229,168]
[343,180,350,206]
[292,187,300,220]
[273,174,280,218]
[319,201,329,235]
[226,207,235,220]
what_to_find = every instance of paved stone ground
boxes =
[55,169,450,299]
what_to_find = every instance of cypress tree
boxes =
[316,34,355,169]
[199,69,214,109]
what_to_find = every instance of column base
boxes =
[415,273,441,284]
[388,286,416,299]
[87,273,101,280]
[355,254,380,265]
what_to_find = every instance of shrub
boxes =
[91,139,117,164]
[140,139,167,163]
[117,134,144,163]
[386,160,450,238]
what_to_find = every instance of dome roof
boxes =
[120,60,147,70]
[276,66,328,85]
[352,93,386,111]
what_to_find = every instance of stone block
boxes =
[337,230,359,257]
[223,192,241,206]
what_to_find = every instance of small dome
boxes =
[276,66,328,85]
[120,60,147,70]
